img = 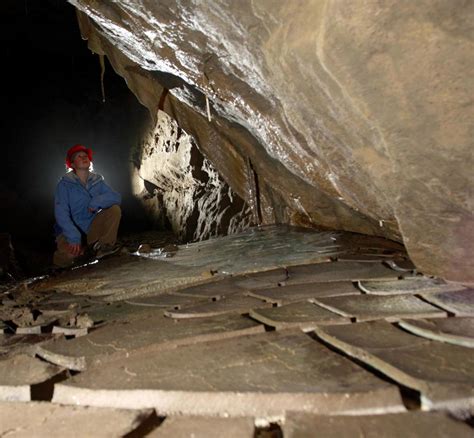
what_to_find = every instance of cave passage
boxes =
[1,0,153,276]
[0,2,472,435]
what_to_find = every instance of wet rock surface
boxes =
[0,227,472,432]
[68,0,473,282]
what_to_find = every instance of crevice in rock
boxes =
[306,329,419,401]
[254,422,283,438]
[122,411,164,438]
[398,386,422,411]
[414,294,455,317]
[30,369,70,402]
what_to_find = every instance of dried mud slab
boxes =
[283,411,472,438]
[165,295,271,319]
[83,301,160,324]
[247,281,360,306]
[53,330,404,416]
[175,277,245,298]
[312,294,446,322]
[0,401,153,437]
[398,318,474,348]
[126,293,208,309]
[314,321,474,411]
[232,268,289,290]
[52,326,89,337]
[283,262,399,286]
[249,301,348,331]
[358,277,465,295]
[15,326,43,335]
[383,259,417,272]
[148,416,254,438]
[37,313,264,371]
[0,354,64,401]
[421,289,474,316]
[0,334,61,358]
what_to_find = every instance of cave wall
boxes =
[68,0,474,282]
[131,110,251,241]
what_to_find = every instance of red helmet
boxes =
[65,144,93,169]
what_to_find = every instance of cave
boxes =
[0,1,472,435]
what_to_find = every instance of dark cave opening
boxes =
[1,0,157,276]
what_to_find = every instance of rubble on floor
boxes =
[0,226,471,433]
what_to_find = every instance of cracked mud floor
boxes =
[0,226,472,435]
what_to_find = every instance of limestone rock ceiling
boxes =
[67,0,473,282]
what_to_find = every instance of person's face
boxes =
[71,151,90,170]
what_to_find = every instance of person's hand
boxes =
[67,243,83,257]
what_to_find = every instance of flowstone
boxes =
[52,330,404,416]
[32,227,357,302]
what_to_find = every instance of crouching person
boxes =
[53,144,122,268]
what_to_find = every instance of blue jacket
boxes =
[54,172,121,244]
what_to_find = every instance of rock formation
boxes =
[131,110,251,241]
[68,0,473,282]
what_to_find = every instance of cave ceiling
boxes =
[67,0,473,283]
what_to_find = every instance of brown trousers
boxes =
[53,205,121,267]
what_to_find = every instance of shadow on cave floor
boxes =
[0,226,179,290]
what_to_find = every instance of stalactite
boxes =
[98,54,106,103]
[158,88,169,111]
[246,157,262,226]
[205,95,211,122]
